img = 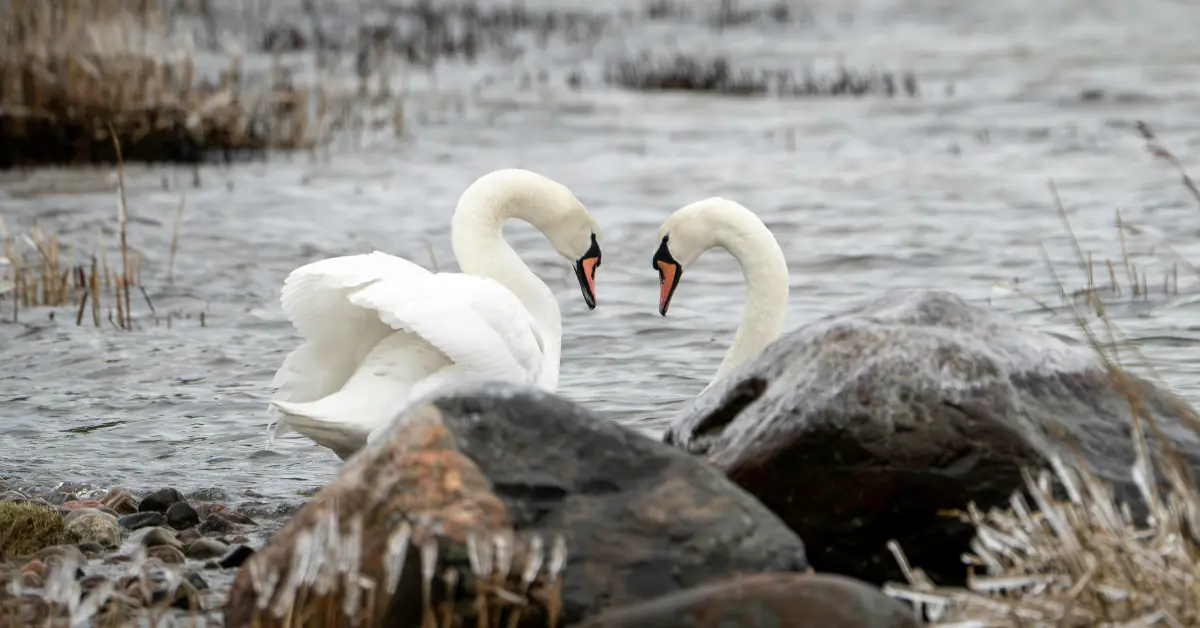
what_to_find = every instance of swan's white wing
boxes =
[272,251,546,411]
[271,252,424,407]
[348,271,545,384]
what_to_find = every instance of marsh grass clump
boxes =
[0,502,65,557]
[606,54,919,98]
[884,358,1200,626]
[0,0,325,167]
[0,216,148,328]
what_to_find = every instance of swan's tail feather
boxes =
[270,400,366,461]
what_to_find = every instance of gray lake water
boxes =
[2,0,1200,518]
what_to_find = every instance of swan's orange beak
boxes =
[656,260,678,315]
[652,235,681,316]
[582,257,598,300]
[573,233,601,310]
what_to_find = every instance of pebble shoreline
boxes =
[0,480,289,624]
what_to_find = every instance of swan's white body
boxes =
[269,169,600,460]
[653,198,789,389]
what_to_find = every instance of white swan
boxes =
[652,197,789,389]
[268,169,603,460]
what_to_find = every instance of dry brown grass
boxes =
[883,124,1200,627]
[0,215,147,328]
[0,0,325,166]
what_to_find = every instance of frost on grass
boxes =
[236,501,570,627]
[2,540,205,626]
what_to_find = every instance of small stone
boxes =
[61,500,105,511]
[21,559,45,578]
[185,538,229,560]
[47,492,79,506]
[139,488,184,514]
[100,488,139,515]
[218,545,255,569]
[198,512,235,535]
[0,491,29,502]
[170,581,203,610]
[80,574,109,592]
[35,544,87,566]
[177,528,203,545]
[165,502,199,530]
[75,541,106,555]
[105,554,133,564]
[195,503,256,526]
[182,571,209,591]
[140,527,182,549]
[147,545,186,564]
[66,513,121,549]
[119,511,166,531]
[221,534,250,545]
[63,508,116,525]
[35,545,87,580]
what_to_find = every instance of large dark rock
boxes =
[575,573,920,628]
[664,289,1200,587]
[225,383,807,628]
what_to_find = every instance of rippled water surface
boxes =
[3,0,1200,513]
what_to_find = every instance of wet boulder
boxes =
[664,289,1200,586]
[576,573,920,628]
[224,383,807,628]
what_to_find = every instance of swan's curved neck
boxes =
[450,184,563,387]
[707,219,789,388]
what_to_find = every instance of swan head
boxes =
[531,192,601,311]
[547,217,602,311]
[651,197,755,316]
[456,168,603,310]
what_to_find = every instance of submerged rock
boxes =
[225,383,806,627]
[119,511,166,531]
[148,545,187,564]
[576,573,920,628]
[665,289,1200,586]
[185,538,229,560]
[139,527,183,550]
[165,502,200,530]
[139,488,185,514]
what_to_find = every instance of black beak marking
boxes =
[573,233,601,310]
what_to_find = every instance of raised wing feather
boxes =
[272,251,545,411]
[348,271,545,384]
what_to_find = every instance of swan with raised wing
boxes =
[652,197,788,389]
[269,169,603,460]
